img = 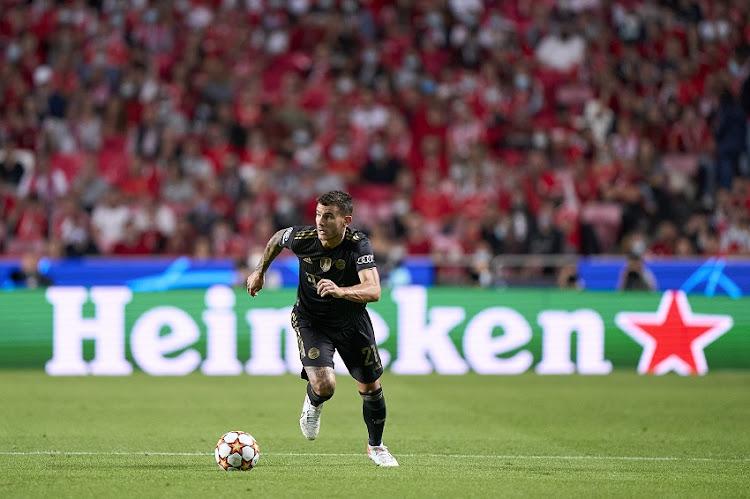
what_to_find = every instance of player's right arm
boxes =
[246,228,288,296]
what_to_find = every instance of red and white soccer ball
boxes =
[215,431,260,471]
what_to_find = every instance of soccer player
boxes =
[246,190,398,467]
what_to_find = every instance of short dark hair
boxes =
[316,190,353,216]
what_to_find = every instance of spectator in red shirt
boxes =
[111,219,152,256]
[9,194,48,242]
[649,220,679,256]
[412,169,456,229]
[118,154,160,201]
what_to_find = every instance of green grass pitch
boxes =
[1,371,748,498]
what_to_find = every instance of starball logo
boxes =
[42,286,733,377]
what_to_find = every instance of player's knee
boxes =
[311,377,336,398]
[358,380,381,393]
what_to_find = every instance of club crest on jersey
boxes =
[320,257,332,272]
[335,259,346,270]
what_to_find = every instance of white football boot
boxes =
[299,394,322,440]
[367,444,399,467]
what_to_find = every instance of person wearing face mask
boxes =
[511,65,545,118]
[361,135,402,185]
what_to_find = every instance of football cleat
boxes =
[367,444,399,467]
[299,394,322,440]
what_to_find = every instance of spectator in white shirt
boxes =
[91,188,130,253]
[535,17,586,72]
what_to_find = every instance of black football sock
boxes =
[307,383,332,407]
[360,387,386,447]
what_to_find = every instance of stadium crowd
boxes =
[1,0,750,285]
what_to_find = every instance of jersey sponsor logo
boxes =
[356,254,374,265]
[281,227,293,244]
[320,257,332,272]
[307,347,320,360]
[335,259,346,270]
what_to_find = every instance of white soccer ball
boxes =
[215,430,260,471]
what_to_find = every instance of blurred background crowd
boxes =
[1,0,750,285]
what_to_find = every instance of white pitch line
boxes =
[0,451,208,456]
[0,451,747,462]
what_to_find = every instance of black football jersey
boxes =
[279,225,377,328]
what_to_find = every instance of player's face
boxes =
[315,203,350,247]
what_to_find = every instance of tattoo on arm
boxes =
[255,229,286,273]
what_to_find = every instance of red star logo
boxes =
[615,291,732,375]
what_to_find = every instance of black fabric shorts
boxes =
[291,307,383,384]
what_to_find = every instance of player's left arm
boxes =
[317,267,381,303]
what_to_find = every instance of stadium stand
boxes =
[0,0,749,286]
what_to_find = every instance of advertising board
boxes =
[0,286,745,375]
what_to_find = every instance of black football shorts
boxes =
[291,307,384,384]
